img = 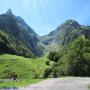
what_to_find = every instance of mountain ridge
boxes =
[41,19,90,44]
[0,9,44,57]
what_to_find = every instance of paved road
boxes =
[20,77,90,90]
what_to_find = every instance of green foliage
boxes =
[0,54,48,79]
[46,61,50,65]
[88,84,90,90]
[43,68,52,78]
[48,51,60,62]
[0,30,33,58]
[49,36,90,77]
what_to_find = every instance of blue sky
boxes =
[0,0,90,36]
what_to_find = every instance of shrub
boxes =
[48,52,60,62]
[46,61,50,65]
[43,68,52,78]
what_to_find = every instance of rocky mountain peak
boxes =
[5,9,13,16]
[63,19,80,28]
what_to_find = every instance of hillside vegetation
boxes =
[0,30,34,57]
[44,36,90,78]
[40,20,90,78]
[0,54,48,79]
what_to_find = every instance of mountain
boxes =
[6,9,13,16]
[0,9,44,57]
[43,20,90,78]
[41,19,90,49]
[40,20,80,45]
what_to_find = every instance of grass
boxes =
[88,85,90,90]
[0,54,49,88]
[0,79,43,89]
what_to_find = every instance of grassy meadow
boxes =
[0,54,49,88]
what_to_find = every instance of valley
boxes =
[0,9,90,89]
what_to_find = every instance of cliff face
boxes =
[0,9,43,57]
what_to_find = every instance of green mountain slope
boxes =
[0,54,48,79]
[0,30,33,57]
[41,19,90,52]
[48,36,90,77]
[0,9,43,57]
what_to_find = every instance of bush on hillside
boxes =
[43,68,52,78]
[46,61,50,65]
[48,51,60,62]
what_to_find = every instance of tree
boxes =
[43,68,52,78]
[46,61,50,65]
[50,36,90,77]
[48,52,60,62]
